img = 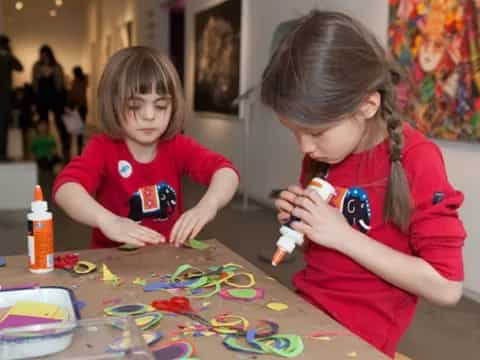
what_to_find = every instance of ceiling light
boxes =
[55,0,63,6]
[15,1,24,11]
[49,9,57,17]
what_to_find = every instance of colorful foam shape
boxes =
[219,288,264,301]
[266,302,289,311]
[104,304,154,317]
[188,239,209,250]
[150,339,195,359]
[0,315,61,330]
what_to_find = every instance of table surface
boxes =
[0,240,387,359]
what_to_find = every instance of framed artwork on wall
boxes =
[193,0,241,117]
[388,0,480,141]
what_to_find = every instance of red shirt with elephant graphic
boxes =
[293,124,465,358]
[52,133,237,248]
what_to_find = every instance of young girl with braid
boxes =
[262,11,466,358]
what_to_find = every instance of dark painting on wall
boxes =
[194,0,241,116]
[389,0,480,141]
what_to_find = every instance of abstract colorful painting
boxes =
[388,0,480,141]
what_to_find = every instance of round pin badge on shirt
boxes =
[118,160,132,178]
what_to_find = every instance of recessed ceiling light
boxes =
[55,0,63,6]
[15,1,24,11]
[49,9,57,17]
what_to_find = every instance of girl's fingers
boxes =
[138,226,163,244]
[287,185,305,196]
[126,234,146,247]
[278,211,290,224]
[291,207,314,226]
[172,213,192,246]
[190,218,207,242]
[170,217,185,244]
[304,189,327,206]
[279,190,297,203]
[275,198,294,213]
[294,194,317,213]
[290,221,312,236]
[176,219,194,247]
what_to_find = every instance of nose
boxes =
[142,104,155,121]
[298,133,316,154]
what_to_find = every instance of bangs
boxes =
[121,55,173,100]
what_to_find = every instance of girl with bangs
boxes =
[53,46,239,249]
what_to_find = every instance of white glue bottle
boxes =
[27,185,54,273]
[272,178,336,266]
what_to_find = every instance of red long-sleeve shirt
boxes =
[293,124,465,357]
[53,133,238,248]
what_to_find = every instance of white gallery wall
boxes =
[185,0,479,298]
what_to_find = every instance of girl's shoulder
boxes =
[85,133,121,150]
[402,123,443,164]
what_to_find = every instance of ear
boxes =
[358,92,381,119]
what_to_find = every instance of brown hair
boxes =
[97,46,184,140]
[261,10,412,231]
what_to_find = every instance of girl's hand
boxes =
[290,189,352,250]
[170,203,217,247]
[98,215,164,246]
[274,185,305,224]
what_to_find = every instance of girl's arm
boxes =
[170,167,239,246]
[290,189,463,306]
[197,167,239,213]
[335,228,462,306]
[55,182,163,246]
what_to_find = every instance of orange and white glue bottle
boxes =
[272,178,336,266]
[27,185,54,273]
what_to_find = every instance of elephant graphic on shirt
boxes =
[128,182,177,222]
[333,187,371,233]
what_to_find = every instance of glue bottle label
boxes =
[27,220,34,265]
[28,219,54,271]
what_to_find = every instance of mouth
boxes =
[138,128,156,134]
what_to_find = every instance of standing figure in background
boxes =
[0,35,23,161]
[32,45,71,162]
[13,84,36,159]
[30,121,60,171]
[68,66,88,154]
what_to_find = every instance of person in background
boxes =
[0,35,23,161]
[13,84,36,159]
[30,121,60,171]
[68,66,88,154]
[32,45,70,162]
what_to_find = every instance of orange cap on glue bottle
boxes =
[272,178,336,266]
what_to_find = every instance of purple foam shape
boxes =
[0,315,61,330]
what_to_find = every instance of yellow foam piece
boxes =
[266,302,289,311]
[8,301,66,320]
[102,264,118,281]
[347,351,358,358]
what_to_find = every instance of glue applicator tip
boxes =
[34,185,44,201]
